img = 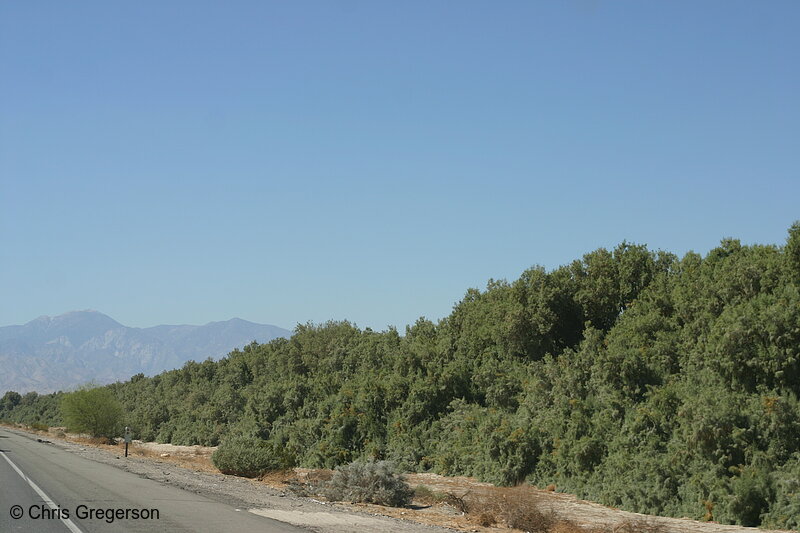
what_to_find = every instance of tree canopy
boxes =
[60,385,123,440]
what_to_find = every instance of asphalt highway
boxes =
[0,428,306,532]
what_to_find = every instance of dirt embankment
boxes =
[6,424,795,533]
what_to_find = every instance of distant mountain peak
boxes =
[30,310,122,325]
[210,317,255,325]
[0,312,291,394]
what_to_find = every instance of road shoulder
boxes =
[2,426,454,533]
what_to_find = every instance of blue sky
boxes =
[1,1,798,330]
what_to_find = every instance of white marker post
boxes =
[124,426,132,457]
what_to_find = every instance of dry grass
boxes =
[444,491,471,514]
[413,485,449,506]
[259,468,304,486]
[463,485,557,533]
[454,485,668,533]
[270,468,335,497]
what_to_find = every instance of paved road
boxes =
[0,428,306,532]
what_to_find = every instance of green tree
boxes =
[1,391,22,412]
[786,221,800,285]
[60,385,123,439]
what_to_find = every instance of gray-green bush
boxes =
[323,459,413,507]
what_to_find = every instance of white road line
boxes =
[0,450,84,533]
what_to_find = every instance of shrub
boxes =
[30,422,49,431]
[457,486,671,533]
[322,459,413,507]
[721,465,773,526]
[469,486,555,533]
[211,436,293,477]
[760,454,800,530]
[60,386,123,439]
[444,491,471,514]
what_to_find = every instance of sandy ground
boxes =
[8,425,795,533]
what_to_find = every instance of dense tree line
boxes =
[3,223,799,529]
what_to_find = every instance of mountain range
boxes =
[0,311,291,394]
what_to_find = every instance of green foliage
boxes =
[60,386,123,439]
[1,391,22,411]
[786,221,800,285]
[763,454,800,530]
[211,435,295,477]
[5,222,800,527]
[0,390,62,427]
[322,459,413,507]
[431,400,540,485]
[721,463,773,526]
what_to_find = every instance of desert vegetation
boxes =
[211,434,294,476]
[321,459,413,507]
[2,222,800,529]
[435,485,669,533]
[59,384,123,440]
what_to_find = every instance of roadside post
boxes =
[124,426,132,457]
